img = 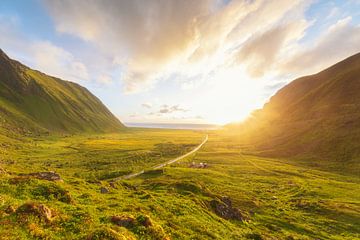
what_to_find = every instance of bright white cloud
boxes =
[43,0,313,93]
[235,20,308,78]
[281,17,360,75]
[31,41,89,82]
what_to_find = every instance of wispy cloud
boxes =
[280,17,360,75]
[148,104,188,115]
[141,103,152,109]
[0,14,89,83]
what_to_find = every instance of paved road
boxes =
[111,135,208,182]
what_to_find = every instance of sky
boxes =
[1,0,360,125]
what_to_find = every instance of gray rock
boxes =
[100,187,110,194]
[110,215,135,227]
[19,171,62,181]
[210,196,245,221]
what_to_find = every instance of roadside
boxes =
[111,135,208,181]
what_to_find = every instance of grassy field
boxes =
[0,129,359,239]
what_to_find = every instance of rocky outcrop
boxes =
[210,196,245,221]
[19,171,62,181]
[100,187,110,194]
[16,202,54,222]
[111,215,136,227]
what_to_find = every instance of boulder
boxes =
[16,202,54,222]
[111,215,136,227]
[100,187,110,194]
[19,171,62,181]
[210,196,245,221]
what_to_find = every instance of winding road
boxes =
[111,135,208,182]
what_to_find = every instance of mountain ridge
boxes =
[0,49,124,135]
[228,52,360,162]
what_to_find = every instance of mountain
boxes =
[0,49,124,135]
[228,52,360,161]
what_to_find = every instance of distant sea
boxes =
[124,122,220,130]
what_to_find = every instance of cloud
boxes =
[97,74,113,85]
[42,0,312,93]
[149,104,188,115]
[30,41,89,82]
[141,103,152,109]
[43,0,213,93]
[235,21,308,77]
[0,14,89,83]
[281,17,360,75]
[129,113,140,118]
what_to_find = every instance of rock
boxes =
[100,187,110,194]
[16,202,54,222]
[210,196,245,221]
[4,205,15,214]
[19,171,62,181]
[221,196,232,207]
[111,215,135,227]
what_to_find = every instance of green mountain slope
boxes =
[228,52,360,161]
[0,49,124,135]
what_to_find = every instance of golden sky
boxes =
[1,0,360,124]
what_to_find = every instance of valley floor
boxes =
[0,129,359,239]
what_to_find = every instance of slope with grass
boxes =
[227,52,360,165]
[0,49,124,135]
[0,130,359,239]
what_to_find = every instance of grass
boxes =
[0,50,124,134]
[0,129,359,239]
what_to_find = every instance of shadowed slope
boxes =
[228,52,360,161]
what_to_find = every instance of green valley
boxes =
[0,130,359,239]
[0,47,360,239]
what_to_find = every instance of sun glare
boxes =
[197,66,265,125]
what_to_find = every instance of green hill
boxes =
[228,52,360,162]
[0,49,124,136]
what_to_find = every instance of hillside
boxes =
[0,49,124,135]
[228,52,360,162]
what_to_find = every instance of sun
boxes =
[198,66,266,125]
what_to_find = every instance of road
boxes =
[111,135,208,181]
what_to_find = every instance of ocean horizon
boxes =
[124,122,221,130]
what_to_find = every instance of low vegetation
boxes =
[1,129,359,239]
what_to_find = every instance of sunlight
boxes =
[199,66,266,125]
